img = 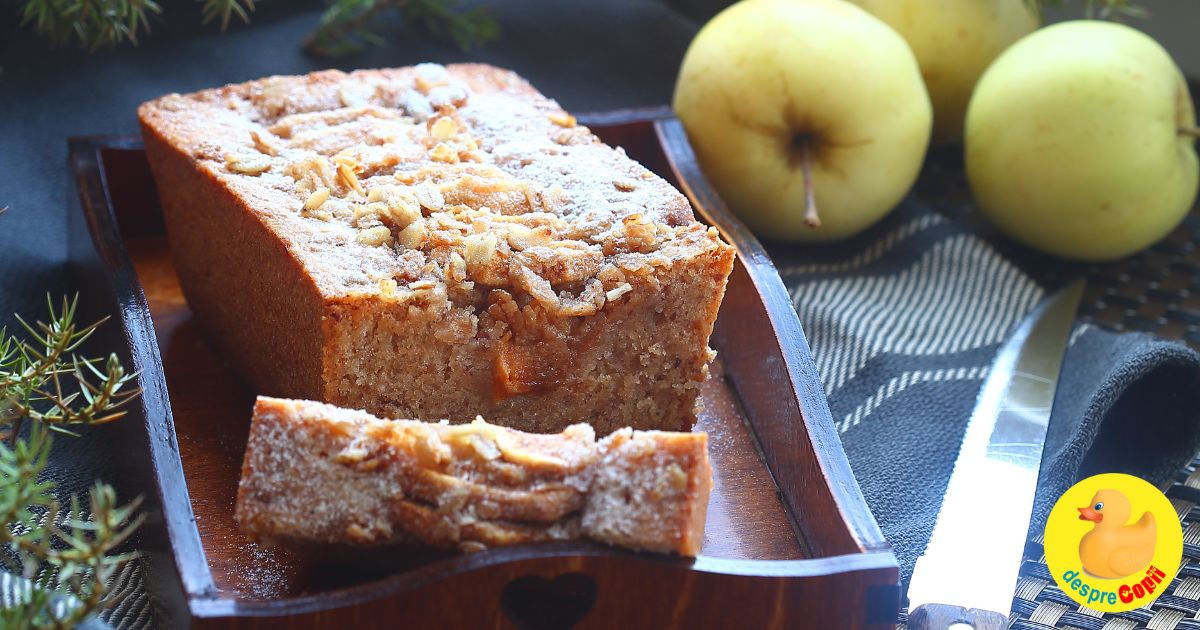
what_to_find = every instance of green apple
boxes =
[673,0,932,242]
[966,21,1198,261]
[850,0,1039,144]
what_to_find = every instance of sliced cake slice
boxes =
[235,397,712,556]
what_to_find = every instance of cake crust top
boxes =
[139,63,730,314]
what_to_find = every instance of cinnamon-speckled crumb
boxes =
[236,397,711,556]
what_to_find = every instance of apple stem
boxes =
[1180,127,1200,139]
[800,142,821,229]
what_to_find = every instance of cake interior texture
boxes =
[236,397,712,556]
[139,63,735,434]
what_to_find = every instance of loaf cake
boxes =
[236,397,711,555]
[138,63,735,434]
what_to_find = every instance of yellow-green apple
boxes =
[850,0,1039,144]
[966,21,1198,261]
[673,0,932,242]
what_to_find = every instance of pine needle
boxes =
[1,290,144,629]
[19,0,498,53]
[305,0,500,58]
[200,0,257,31]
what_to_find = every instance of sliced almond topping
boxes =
[619,213,658,253]
[283,156,337,193]
[414,75,437,94]
[553,129,583,146]
[379,278,398,297]
[458,150,485,163]
[540,185,570,213]
[442,419,570,469]
[613,179,636,192]
[464,232,498,270]
[429,142,460,164]
[494,432,569,468]
[344,523,381,543]
[225,154,271,175]
[605,283,633,302]
[468,433,501,461]
[429,116,458,141]
[368,185,422,230]
[414,182,445,212]
[352,202,382,226]
[336,161,365,196]
[304,187,331,211]
[506,224,553,251]
[397,221,427,249]
[356,225,393,247]
[409,279,437,291]
[427,84,469,110]
[504,224,533,250]
[446,252,468,285]
[548,112,577,128]
[414,65,450,94]
[250,130,280,156]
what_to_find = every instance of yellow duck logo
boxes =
[1077,488,1157,579]
[1047,473,1181,613]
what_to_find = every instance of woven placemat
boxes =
[1002,211,1200,629]
[883,143,1200,628]
[1077,211,1200,350]
[893,157,1200,627]
[1004,456,1200,630]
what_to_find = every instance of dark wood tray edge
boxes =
[188,544,898,619]
[67,135,211,622]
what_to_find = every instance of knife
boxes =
[907,279,1086,630]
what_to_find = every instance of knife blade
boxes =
[907,279,1086,630]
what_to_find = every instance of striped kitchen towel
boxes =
[768,198,1200,591]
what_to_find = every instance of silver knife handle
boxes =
[908,604,1007,630]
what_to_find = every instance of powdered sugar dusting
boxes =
[142,64,727,302]
[235,397,710,556]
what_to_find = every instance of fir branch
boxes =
[18,0,162,50]
[0,424,144,630]
[19,0,497,55]
[305,0,499,58]
[200,0,257,31]
[400,0,498,53]
[1,290,144,630]
[0,295,140,445]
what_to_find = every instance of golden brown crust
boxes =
[139,64,735,433]
[236,397,711,556]
[140,120,327,398]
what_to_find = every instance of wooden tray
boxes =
[67,109,899,629]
